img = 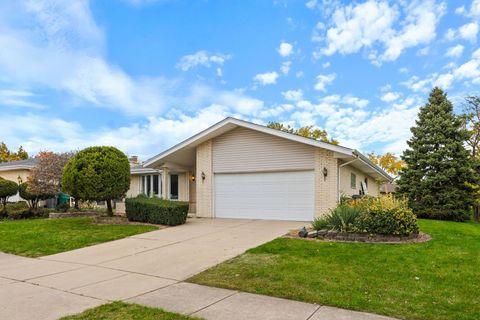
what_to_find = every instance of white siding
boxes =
[212,127,315,173]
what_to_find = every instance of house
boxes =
[127,117,391,221]
[0,158,38,202]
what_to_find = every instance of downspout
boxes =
[337,156,359,201]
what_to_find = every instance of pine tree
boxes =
[397,87,475,221]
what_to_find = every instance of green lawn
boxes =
[60,302,201,320]
[189,219,480,320]
[0,217,157,257]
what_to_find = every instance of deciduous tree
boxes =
[0,142,28,163]
[267,122,338,144]
[367,152,406,176]
[28,151,74,196]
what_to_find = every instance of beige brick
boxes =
[314,149,338,218]
[196,140,213,218]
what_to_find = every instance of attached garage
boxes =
[214,171,314,221]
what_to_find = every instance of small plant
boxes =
[312,205,362,232]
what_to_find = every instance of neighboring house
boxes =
[129,117,391,221]
[0,158,38,202]
[380,182,397,194]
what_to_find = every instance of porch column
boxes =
[161,168,169,199]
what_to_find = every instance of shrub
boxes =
[55,203,70,212]
[0,178,18,215]
[353,195,419,236]
[62,146,131,216]
[312,205,362,232]
[125,196,188,226]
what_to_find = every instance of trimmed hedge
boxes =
[125,195,188,226]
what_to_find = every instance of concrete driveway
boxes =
[0,218,304,319]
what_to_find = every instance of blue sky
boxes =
[1,0,480,160]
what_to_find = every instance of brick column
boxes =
[314,149,338,218]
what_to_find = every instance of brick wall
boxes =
[196,140,213,218]
[314,149,338,218]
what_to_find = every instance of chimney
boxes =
[129,156,139,165]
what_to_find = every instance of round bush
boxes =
[353,195,419,236]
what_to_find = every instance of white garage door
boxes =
[214,171,314,221]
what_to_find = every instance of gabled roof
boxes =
[143,117,392,181]
[0,158,38,171]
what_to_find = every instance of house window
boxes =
[170,174,178,200]
[141,174,162,197]
[350,173,356,189]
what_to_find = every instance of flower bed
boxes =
[289,229,430,243]
[306,194,422,242]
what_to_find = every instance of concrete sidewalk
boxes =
[129,282,396,320]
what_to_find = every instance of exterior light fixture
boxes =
[201,171,206,181]
[322,167,328,180]
[191,175,196,182]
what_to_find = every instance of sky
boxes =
[1,0,480,160]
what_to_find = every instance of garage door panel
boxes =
[214,171,314,221]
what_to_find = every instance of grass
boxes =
[0,217,157,257]
[60,302,201,320]
[189,219,480,320]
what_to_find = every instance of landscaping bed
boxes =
[49,211,100,219]
[287,229,431,243]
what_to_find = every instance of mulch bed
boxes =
[49,211,100,219]
[286,229,431,244]
[93,216,167,229]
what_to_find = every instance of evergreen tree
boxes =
[397,87,475,221]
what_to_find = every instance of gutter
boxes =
[352,150,393,182]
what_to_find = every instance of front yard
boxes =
[189,219,480,320]
[0,217,157,257]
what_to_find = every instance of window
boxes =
[170,174,178,200]
[350,173,356,189]
[141,174,161,197]
[153,175,159,195]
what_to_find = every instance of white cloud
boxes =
[258,104,294,118]
[455,6,466,15]
[253,71,279,86]
[446,44,464,58]
[445,28,456,41]
[381,91,401,102]
[0,2,266,118]
[281,61,291,75]
[278,42,293,57]
[176,51,231,71]
[458,22,478,42]
[314,73,336,91]
[2,105,230,158]
[0,89,46,109]
[316,0,445,64]
[322,62,331,68]
[282,89,303,101]
[470,0,480,17]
